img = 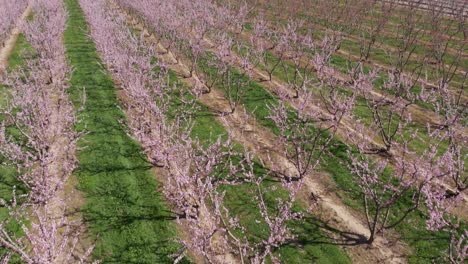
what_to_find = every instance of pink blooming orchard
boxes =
[0,0,466,263]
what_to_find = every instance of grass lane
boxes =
[63,0,182,262]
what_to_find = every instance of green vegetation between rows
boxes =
[63,0,182,262]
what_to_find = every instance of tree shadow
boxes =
[288,216,369,248]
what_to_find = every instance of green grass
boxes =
[6,34,35,69]
[63,0,184,262]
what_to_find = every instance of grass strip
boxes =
[63,0,181,262]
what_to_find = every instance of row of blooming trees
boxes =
[0,0,94,263]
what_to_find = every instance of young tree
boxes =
[0,191,95,263]
[348,144,424,244]
[354,65,426,155]
[348,122,464,245]
[268,84,348,181]
[209,33,249,114]
[355,1,395,64]
[278,21,315,99]
[162,128,243,262]
[240,151,303,263]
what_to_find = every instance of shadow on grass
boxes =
[288,216,368,248]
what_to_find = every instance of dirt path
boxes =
[113,3,410,263]
[0,4,31,71]
[45,85,88,263]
